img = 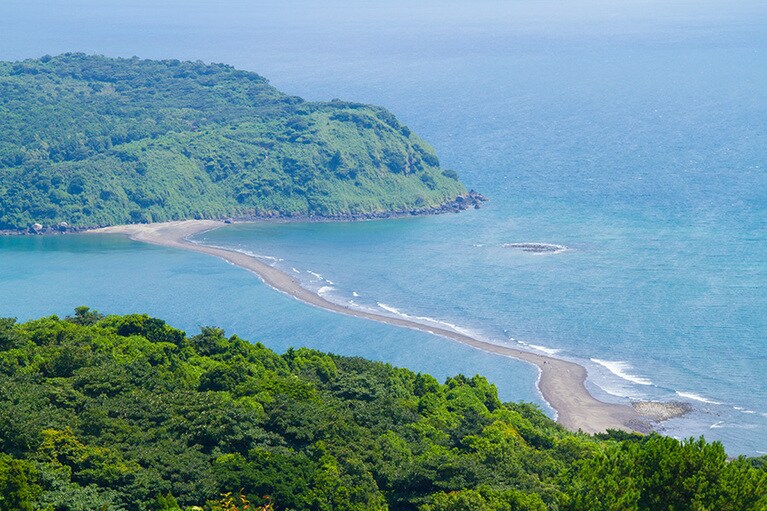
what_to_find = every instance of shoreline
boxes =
[92,219,659,434]
[0,192,488,237]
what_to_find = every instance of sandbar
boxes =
[92,220,651,434]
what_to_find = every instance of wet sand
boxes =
[92,220,651,434]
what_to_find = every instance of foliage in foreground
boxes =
[0,309,765,510]
[0,54,466,230]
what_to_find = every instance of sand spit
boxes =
[92,220,651,435]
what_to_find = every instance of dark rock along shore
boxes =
[2,191,488,236]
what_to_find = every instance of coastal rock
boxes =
[228,192,489,224]
[633,401,692,422]
[3,191,490,237]
[504,242,567,254]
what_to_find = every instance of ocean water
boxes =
[1,0,766,454]
[0,233,544,406]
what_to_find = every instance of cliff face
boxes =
[0,54,467,231]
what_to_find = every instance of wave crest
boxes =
[377,303,476,337]
[675,391,722,405]
[591,358,653,386]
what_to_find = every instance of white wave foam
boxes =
[675,391,722,405]
[710,421,725,429]
[292,267,301,274]
[734,406,745,410]
[717,423,759,431]
[516,340,561,355]
[306,270,334,284]
[591,359,653,386]
[342,300,379,314]
[204,245,284,264]
[352,291,360,297]
[238,249,283,263]
[377,302,402,315]
[317,286,335,295]
[376,302,476,337]
[589,379,646,399]
[527,344,562,356]
[742,410,756,414]
[502,330,516,342]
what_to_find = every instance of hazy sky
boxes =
[1,0,765,64]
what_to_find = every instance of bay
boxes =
[0,233,544,406]
[1,0,766,454]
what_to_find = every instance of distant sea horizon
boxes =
[1,0,765,455]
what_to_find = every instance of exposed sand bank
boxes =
[92,220,652,434]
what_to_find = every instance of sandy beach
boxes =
[92,220,657,434]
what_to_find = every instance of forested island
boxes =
[0,309,765,510]
[0,54,475,232]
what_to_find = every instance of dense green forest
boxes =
[0,309,765,510]
[0,54,468,231]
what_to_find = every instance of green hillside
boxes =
[0,54,469,231]
[0,309,764,510]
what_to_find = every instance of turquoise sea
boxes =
[1,0,766,454]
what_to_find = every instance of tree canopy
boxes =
[0,309,764,510]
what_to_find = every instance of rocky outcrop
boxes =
[0,192,489,236]
[233,191,489,223]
